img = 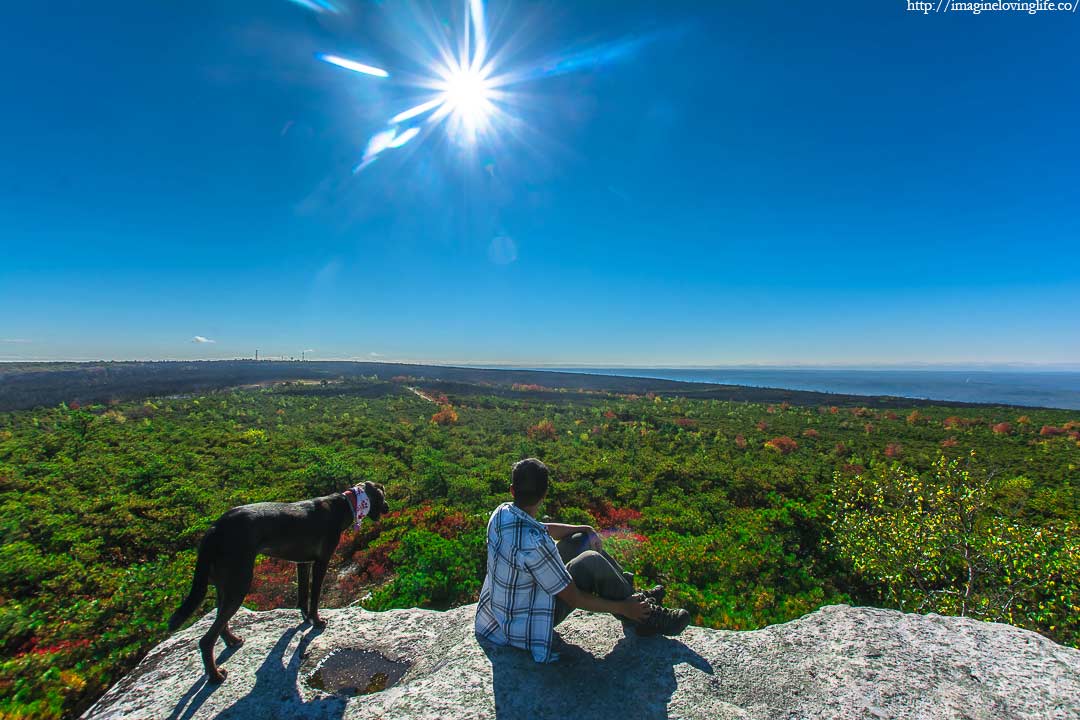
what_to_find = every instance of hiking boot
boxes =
[640,585,666,605]
[635,605,691,637]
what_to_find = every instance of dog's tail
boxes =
[168,527,218,631]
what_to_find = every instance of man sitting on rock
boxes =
[475,457,691,663]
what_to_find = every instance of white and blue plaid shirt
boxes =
[474,502,573,663]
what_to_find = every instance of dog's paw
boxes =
[208,668,228,684]
[224,636,244,649]
[311,616,327,629]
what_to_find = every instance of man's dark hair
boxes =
[511,458,549,508]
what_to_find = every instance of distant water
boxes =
[507,368,1080,410]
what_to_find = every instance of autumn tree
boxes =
[829,453,1079,642]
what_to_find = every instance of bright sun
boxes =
[438,65,495,140]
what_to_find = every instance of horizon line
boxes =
[2,357,1080,372]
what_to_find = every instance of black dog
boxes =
[167,481,389,683]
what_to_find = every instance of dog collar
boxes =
[346,486,371,529]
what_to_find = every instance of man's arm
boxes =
[543,522,590,540]
[555,582,652,622]
[544,523,603,551]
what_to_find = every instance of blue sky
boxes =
[1,0,1077,366]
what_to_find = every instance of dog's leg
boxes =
[308,558,330,628]
[222,623,244,648]
[200,565,252,683]
[297,562,312,622]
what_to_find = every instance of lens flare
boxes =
[316,53,389,78]
[316,0,666,172]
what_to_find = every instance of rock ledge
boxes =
[83,604,1080,719]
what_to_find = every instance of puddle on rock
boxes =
[307,649,411,696]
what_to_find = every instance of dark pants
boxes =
[553,532,634,626]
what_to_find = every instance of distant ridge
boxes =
[0,360,1053,413]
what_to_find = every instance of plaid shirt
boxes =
[474,502,573,663]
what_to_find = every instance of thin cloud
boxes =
[191,336,216,344]
[1,338,32,344]
[369,352,383,357]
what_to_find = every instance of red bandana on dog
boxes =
[346,486,371,529]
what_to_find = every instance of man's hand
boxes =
[584,527,603,552]
[619,596,652,623]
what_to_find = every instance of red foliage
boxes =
[829,406,839,414]
[766,405,776,414]
[802,428,820,439]
[431,405,459,425]
[755,420,768,431]
[907,410,924,425]
[884,443,903,459]
[863,423,874,435]
[30,638,91,657]
[68,401,81,410]
[992,422,1013,435]
[590,502,642,530]
[590,425,603,436]
[884,412,898,421]
[734,434,747,449]
[941,437,959,448]
[674,418,698,429]
[603,410,617,419]
[1040,425,1066,437]
[780,401,791,411]
[764,436,798,455]
[527,420,557,440]
[248,557,297,610]
[851,407,871,418]
[390,375,411,383]
[833,441,849,457]
[842,463,866,475]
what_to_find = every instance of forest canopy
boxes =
[0,375,1077,719]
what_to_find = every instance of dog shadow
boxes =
[481,629,713,719]
[168,623,346,720]
[166,643,240,720]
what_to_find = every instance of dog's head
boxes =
[362,481,390,521]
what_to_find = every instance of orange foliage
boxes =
[527,420,558,440]
[906,410,923,425]
[755,420,768,431]
[764,436,798,455]
[512,383,549,392]
[864,423,874,435]
[1016,415,1030,425]
[829,406,839,414]
[674,418,698,429]
[802,428,820,439]
[1040,425,1066,437]
[992,422,1013,435]
[884,443,903,459]
[735,434,747,449]
[941,437,959,448]
[833,441,849,457]
[431,405,459,425]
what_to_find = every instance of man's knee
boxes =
[566,550,608,584]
